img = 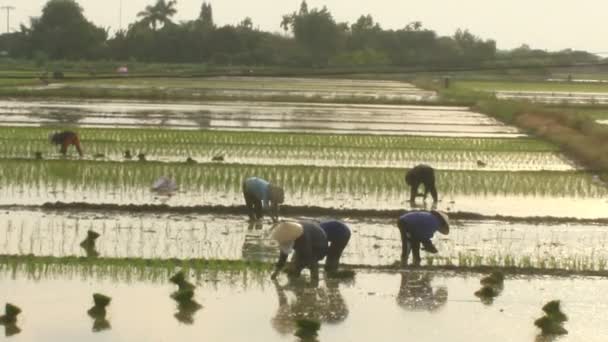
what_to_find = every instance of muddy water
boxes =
[1,269,607,341]
[2,210,607,268]
[0,100,520,136]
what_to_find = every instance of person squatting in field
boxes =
[271,221,327,282]
[397,210,450,267]
[49,130,83,157]
[242,177,284,222]
[405,164,438,203]
[270,219,352,281]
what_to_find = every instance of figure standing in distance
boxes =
[397,210,450,267]
[242,176,284,223]
[405,164,438,203]
[48,130,83,157]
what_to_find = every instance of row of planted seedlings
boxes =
[3,212,608,272]
[0,160,605,201]
[0,138,573,170]
[0,126,560,150]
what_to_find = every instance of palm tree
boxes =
[137,0,177,31]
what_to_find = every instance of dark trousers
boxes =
[243,187,263,220]
[325,234,350,272]
[399,226,421,266]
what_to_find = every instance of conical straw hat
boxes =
[432,210,450,234]
[271,222,304,244]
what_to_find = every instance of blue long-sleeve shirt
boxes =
[243,177,271,208]
[398,211,442,241]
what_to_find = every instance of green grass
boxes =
[456,80,608,93]
[0,159,603,198]
[0,254,271,283]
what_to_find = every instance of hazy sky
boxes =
[6,0,608,53]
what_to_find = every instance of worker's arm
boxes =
[293,234,315,279]
[270,202,279,223]
[271,251,289,279]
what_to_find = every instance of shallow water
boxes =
[1,269,607,341]
[33,77,439,101]
[1,210,607,268]
[0,100,519,136]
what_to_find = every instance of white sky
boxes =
[6,0,608,53]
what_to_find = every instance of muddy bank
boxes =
[9,202,605,224]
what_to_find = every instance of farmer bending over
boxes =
[318,219,351,273]
[242,176,284,222]
[270,221,328,282]
[397,210,450,267]
[49,130,83,157]
[405,164,438,203]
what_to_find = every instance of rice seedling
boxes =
[88,293,112,332]
[0,159,602,206]
[0,304,21,324]
[0,303,21,337]
[534,300,568,336]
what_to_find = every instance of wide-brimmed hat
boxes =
[431,210,450,235]
[271,221,303,244]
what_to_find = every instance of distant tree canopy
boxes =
[0,0,600,68]
[22,0,107,59]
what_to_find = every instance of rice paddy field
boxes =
[1,76,608,341]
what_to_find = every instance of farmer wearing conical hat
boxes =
[405,164,438,203]
[397,210,450,267]
[270,221,328,281]
[48,130,83,157]
[242,177,284,222]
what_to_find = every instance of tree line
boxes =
[0,0,599,68]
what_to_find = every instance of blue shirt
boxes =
[319,220,351,242]
[244,177,271,208]
[398,211,441,241]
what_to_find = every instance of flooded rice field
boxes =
[1,266,608,342]
[1,210,607,270]
[23,76,439,101]
[2,78,608,340]
[0,99,518,136]
[0,159,605,217]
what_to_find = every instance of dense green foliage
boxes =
[0,0,598,68]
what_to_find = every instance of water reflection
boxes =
[396,272,447,312]
[87,308,111,332]
[174,300,203,325]
[1,323,21,337]
[242,221,276,262]
[271,277,349,336]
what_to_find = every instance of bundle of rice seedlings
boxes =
[535,300,568,336]
[295,318,321,339]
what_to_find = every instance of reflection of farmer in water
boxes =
[48,130,83,157]
[397,210,450,267]
[271,278,349,335]
[397,272,448,312]
[271,221,327,282]
[242,177,284,222]
[405,164,438,203]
